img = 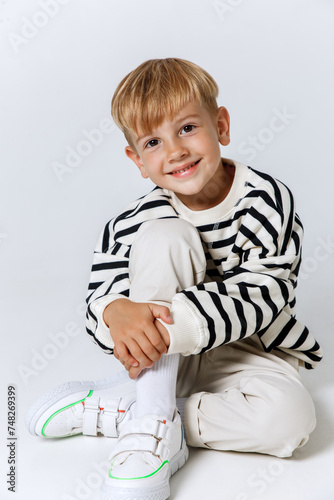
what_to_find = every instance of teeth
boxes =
[173,162,196,174]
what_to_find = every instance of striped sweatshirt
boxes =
[86,159,322,369]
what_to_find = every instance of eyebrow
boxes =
[136,133,150,144]
[136,114,201,144]
[175,113,201,124]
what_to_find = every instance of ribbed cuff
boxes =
[158,295,209,356]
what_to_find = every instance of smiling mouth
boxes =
[169,160,200,175]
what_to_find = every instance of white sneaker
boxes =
[26,370,135,438]
[101,410,188,500]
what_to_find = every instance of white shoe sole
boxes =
[26,370,132,436]
[100,444,189,500]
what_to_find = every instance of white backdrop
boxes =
[1,1,334,499]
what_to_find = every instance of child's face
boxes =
[125,100,230,210]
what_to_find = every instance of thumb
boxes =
[148,304,173,324]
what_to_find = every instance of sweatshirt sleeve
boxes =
[85,189,180,352]
[165,180,322,368]
[85,219,131,352]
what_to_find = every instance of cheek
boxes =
[203,136,221,159]
[200,130,220,149]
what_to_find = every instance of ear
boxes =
[125,146,149,179]
[216,106,230,146]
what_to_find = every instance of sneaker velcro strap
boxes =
[112,417,172,460]
[112,434,161,461]
[119,416,168,440]
[156,421,170,441]
[82,397,100,436]
[101,398,121,438]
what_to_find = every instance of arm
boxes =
[85,218,132,351]
[162,181,322,368]
[85,190,178,351]
[85,217,172,377]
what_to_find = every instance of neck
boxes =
[176,161,235,211]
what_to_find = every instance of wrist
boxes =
[103,298,129,327]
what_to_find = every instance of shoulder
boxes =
[231,163,295,223]
[232,163,301,252]
[101,187,178,248]
[113,186,176,225]
[245,165,294,208]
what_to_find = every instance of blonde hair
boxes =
[111,58,219,147]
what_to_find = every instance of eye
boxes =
[145,139,160,148]
[181,124,195,134]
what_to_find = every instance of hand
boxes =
[113,318,171,379]
[103,299,172,376]
[113,346,144,379]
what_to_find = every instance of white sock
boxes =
[134,353,180,420]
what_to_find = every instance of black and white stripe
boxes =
[86,165,322,368]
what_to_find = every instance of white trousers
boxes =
[129,218,316,458]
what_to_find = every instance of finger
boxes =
[143,323,168,355]
[125,337,156,367]
[154,319,170,347]
[134,328,167,360]
[116,342,139,367]
[128,364,145,380]
[122,361,133,373]
[148,304,173,324]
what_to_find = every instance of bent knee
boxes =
[135,218,200,247]
[240,374,316,457]
[132,218,206,283]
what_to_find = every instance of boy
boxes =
[27,58,322,500]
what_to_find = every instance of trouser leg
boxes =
[180,341,317,458]
[128,218,206,418]
[128,218,316,458]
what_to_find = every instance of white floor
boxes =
[1,268,334,500]
[1,1,334,499]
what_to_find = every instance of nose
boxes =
[166,137,189,162]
